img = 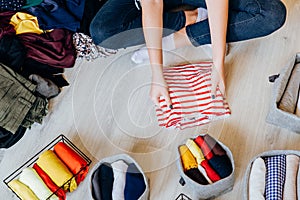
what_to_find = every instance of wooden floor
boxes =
[1,0,300,199]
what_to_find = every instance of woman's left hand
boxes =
[211,62,226,98]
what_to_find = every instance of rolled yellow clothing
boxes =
[179,145,198,171]
[36,150,77,192]
[186,138,205,164]
[19,167,59,200]
[8,179,39,200]
[283,155,299,200]
[10,12,51,35]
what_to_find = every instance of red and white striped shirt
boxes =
[155,62,231,129]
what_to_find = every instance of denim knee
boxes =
[261,0,287,35]
[89,20,108,45]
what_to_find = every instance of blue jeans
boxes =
[90,0,286,49]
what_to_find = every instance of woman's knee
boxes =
[90,20,111,45]
[261,0,287,34]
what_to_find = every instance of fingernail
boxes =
[211,95,215,99]
[169,105,173,109]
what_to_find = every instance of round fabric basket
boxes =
[176,134,235,200]
[87,154,149,200]
[243,150,300,200]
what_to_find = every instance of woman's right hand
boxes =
[150,71,172,108]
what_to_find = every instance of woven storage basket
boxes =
[176,134,235,200]
[87,154,149,200]
[243,150,300,200]
[266,53,300,133]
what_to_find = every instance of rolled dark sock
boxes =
[124,163,146,200]
[184,168,209,185]
[91,163,114,200]
[203,134,226,156]
[208,155,232,179]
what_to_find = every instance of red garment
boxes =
[53,142,89,184]
[194,135,213,160]
[0,11,16,39]
[32,163,66,200]
[200,159,221,182]
[155,62,231,129]
[17,29,76,68]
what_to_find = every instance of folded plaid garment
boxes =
[155,62,231,129]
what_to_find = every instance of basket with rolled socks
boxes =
[3,134,91,200]
[176,134,235,200]
[87,154,150,200]
[243,150,300,200]
[266,52,300,133]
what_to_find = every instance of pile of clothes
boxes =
[179,134,233,185]
[7,142,89,200]
[0,0,116,148]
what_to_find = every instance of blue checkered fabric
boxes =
[263,155,286,200]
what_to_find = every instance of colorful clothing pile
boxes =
[156,62,231,129]
[0,0,113,148]
[8,142,89,199]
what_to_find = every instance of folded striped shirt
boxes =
[155,62,231,129]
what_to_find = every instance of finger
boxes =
[218,80,226,97]
[151,96,160,107]
[210,80,217,99]
[164,92,172,109]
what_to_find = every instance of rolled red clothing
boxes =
[33,163,66,200]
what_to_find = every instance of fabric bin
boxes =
[176,134,235,200]
[266,53,300,133]
[88,153,149,200]
[243,150,300,200]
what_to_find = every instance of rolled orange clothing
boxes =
[53,142,89,184]
[36,150,77,192]
[33,163,66,200]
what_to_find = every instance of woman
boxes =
[90,0,286,108]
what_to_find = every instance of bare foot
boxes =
[184,9,198,26]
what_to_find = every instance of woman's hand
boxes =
[150,70,172,107]
[211,62,226,98]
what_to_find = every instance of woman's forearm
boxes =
[140,0,164,75]
[206,0,228,67]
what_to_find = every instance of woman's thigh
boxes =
[185,0,286,46]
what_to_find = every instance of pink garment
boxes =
[155,62,231,129]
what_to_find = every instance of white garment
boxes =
[19,167,59,200]
[248,157,266,200]
[283,155,299,200]
[111,160,129,200]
